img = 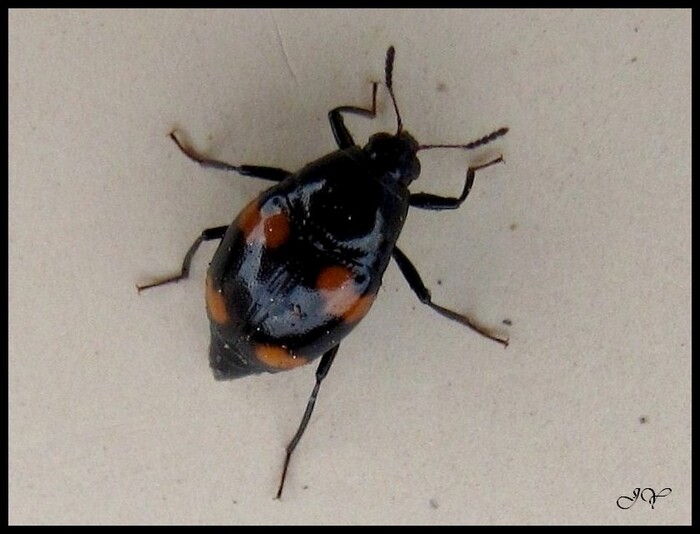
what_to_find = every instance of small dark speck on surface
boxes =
[509,223,518,231]
[639,416,648,424]
[502,319,512,326]
[436,82,448,92]
[429,498,439,509]
[629,56,638,63]
[437,279,443,286]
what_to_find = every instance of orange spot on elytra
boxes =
[316,265,353,291]
[237,199,261,238]
[343,293,376,323]
[205,275,230,325]
[237,198,289,248]
[316,265,372,320]
[263,212,290,248]
[255,344,308,370]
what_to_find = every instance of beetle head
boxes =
[364,131,421,186]
[362,46,507,188]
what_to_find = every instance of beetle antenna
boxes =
[418,127,509,151]
[385,46,403,135]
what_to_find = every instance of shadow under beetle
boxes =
[138,46,509,499]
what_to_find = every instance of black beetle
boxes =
[139,46,508,498]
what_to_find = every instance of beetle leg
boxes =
[136,226,228,292]
[391,246,509,347]
[409,156,504,210]
[170,130,291,182]
[276,344,340,499]
[328,81,378,149]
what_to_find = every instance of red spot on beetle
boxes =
[255,344,308,370]
[205,275,230,325]
[238,198,290,248]
[316,265,373,321]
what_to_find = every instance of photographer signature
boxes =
[617,487,672,510]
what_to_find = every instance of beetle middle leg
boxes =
[391,246,509,347]
[136,225,228,292]
[276,344,340,499]
[409,156,505,210]
[170,130,291,182]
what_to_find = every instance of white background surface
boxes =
[9,9,690,525]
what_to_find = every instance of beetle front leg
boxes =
[136,225,228,292]
[392,246,508,347]
[409,156,504,210]
[170,130,291,182]
[328,82,378,149]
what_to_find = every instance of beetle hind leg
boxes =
[276,345,340,499]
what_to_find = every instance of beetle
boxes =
[138,46,509,498]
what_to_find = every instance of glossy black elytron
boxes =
[207,133,419,379]
[138,46,508,498]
